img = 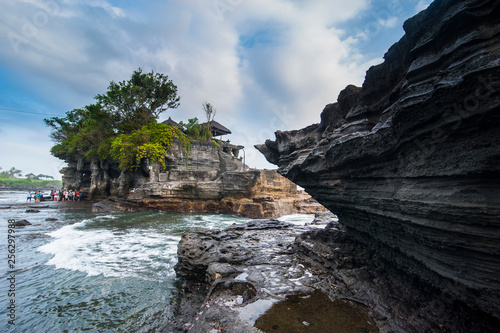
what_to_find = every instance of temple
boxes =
[202,120,231,138]
[161,117,184,130]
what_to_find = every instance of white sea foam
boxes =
[37,212,254,281]
[38,218,180,280]
[278,214,315,226]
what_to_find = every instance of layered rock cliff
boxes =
[61,139,324,218]
[257,0,500,320]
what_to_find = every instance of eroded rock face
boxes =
[82,140,325,218]
[92,168,324,218]
[257,0,500,320]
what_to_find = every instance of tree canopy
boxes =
[95,69,180,133]
[45,69,183,169]
[0,167,22,178]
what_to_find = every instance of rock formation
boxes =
[257,0,500,321]
[60,139,324,218]
[171,214,379,333]
[171,213,498,332]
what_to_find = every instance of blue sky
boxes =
[0,0,430,179]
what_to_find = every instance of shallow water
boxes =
[0,190,256,332]
[254,290,379,333]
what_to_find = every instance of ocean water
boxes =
[0,190,314,332]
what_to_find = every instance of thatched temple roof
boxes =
[162,117,184,130]
[203,120,232,137]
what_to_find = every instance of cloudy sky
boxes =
[0,0,430,179]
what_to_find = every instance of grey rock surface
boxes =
[170,213,498,332]
[257,0,500,321]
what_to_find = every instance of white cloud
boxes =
[0,0,403,173]
[416,1,431,12]
[378,16,398,28]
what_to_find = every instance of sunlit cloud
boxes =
[0,0,424,176]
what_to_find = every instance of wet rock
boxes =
[14,219,32,226]
[256,0,500,322]
[45,218,58,221]
[171,220,321,332]
[24,233,51,240]
[169,217,413,333]
[91,198,145,213]
[25,209,40,213]
[170,215,499,333]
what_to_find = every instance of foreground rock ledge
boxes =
[168,215,498,333]
[256,0,500,322]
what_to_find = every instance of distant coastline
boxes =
[0,176,62,190]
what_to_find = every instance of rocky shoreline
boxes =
[167,212,499,332]
[256,0,500,324]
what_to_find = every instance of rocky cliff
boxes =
[257,0,500,320]
[61,139,324,218]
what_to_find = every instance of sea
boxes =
[0,190,313,332]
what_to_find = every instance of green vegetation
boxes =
[110,122,189,170]
[45,69,218,171]
[25,173,54,180]
[0,167,54,182]
[0,175,61,189]
[178,117,212,141]
[0,167,22,178]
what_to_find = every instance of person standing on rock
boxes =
[35,191,41,203]
[26,191,32,202]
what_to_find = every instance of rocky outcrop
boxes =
[91,168,322,218]
[171,215,378,333]
[62,140,245,199]
[257,0,500,321]
[84,139,325,218]
[14,219,32,226]
[170,213,498,332]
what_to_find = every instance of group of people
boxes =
[26,190,82,202]
[50,189,82,202]
[26,191,43,202]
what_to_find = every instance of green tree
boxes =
[45,104,115,161]
[201,102,217,140]
[45,69,180,164]
[25,173,35,181]
[36,174,54,180]
[96,68,180,133]
[179,118,203,140]
[7,167,22,178]
[45,69,206,171]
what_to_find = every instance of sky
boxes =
[0,0,431,180]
